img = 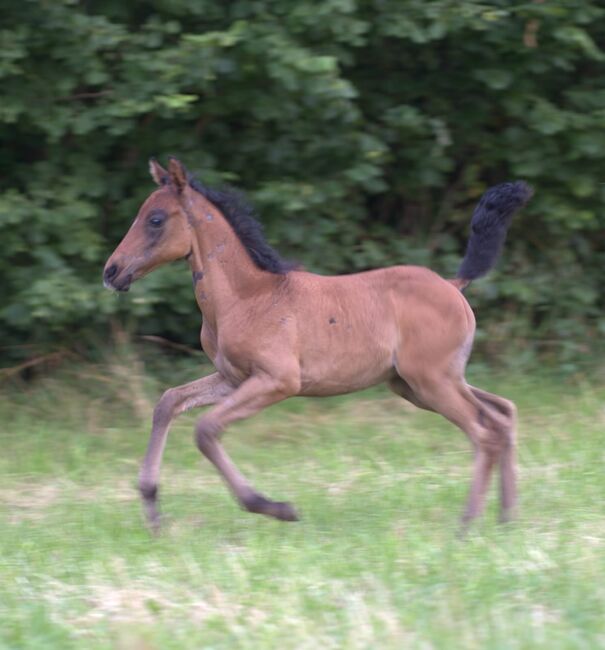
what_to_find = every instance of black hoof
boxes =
[274,501,299,522]
[146,512,162,536]
[499,507,517,524]
[457,517,473,539]
[243,494,299,522]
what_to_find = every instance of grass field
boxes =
[1,358,604,649]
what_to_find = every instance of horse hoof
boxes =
[243,494,299,521]
[274,501,299,522]
[499,507,517,524]
[146,513,162,536]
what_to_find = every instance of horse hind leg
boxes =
[469,386,518,523]
[388,375,434,412]
[392,372,502,529]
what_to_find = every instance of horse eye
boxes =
[148,213,165,228]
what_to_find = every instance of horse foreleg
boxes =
[139,372,234,531]
[194,373,300,522]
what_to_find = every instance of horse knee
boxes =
[152,388,179,428]
[195,415,223,454]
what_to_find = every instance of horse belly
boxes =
[298,336,394,397]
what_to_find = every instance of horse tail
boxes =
[451,181,533,291]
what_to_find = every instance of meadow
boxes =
[1,354,604,649]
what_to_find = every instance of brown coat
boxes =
[104,158,530,532]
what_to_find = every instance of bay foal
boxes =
[103,158,532,531]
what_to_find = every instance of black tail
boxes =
[456,181,533,284]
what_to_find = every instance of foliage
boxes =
[1,1,604,362]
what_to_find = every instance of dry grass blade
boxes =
[109,321,153,422]
[140,335,203,357]
[0,350,70,382]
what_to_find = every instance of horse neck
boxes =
[185,192,272,326]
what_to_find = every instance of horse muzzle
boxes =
[103,263,133,292]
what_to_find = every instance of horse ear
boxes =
[149,158,169,186]
[168,157,188,194]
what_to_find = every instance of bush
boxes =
[1,1,604,363]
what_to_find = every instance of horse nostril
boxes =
[104,264,119,282]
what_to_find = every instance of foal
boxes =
[104,157,532,531]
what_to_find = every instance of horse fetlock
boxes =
[139,481,158,502]
[139,481,162,533]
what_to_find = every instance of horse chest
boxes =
[201,325,246,384]
[210,350,248,386]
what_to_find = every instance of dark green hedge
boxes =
[1,1,604,362]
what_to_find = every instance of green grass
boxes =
[1,361,604,649]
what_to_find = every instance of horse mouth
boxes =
[104,273,133,292]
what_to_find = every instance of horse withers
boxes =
[103,157,532,532]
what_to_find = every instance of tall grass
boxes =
[1,352,604,649]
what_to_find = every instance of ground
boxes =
[1,359,604,649]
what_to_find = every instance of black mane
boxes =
[189,178,295,274]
